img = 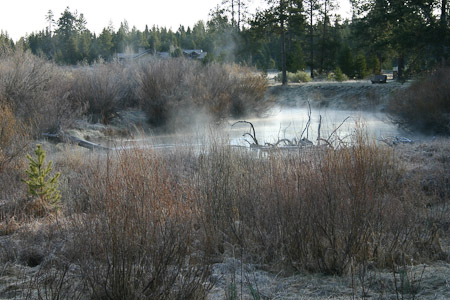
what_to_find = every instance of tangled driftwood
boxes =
[232,121,259,146]
[233,101,351,151]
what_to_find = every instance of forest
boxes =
[1,0,448,80]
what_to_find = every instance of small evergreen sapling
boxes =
[22,144,61,216]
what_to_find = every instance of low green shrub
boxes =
[22,144,61,217]
[328,67,348,82]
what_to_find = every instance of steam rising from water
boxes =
[120,106,403,150]
[229,106,402,146]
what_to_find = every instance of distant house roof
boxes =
[182,49,207,60]
[116,49,207,60]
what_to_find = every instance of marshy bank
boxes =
[268,80,410,111]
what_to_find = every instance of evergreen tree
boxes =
[338,45,355,78]
[351,0,445,78]
[45,10,55,35]
[252,0,305,84]
[98,28,114,59]
[318,0,339,73]
[22,144,61,216]
[354,53,367,79]
[0,31,14,54]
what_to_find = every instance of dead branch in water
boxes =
[317,115,322,146]
[317,138,334,149]
[232,121,259,146]
[326,116,351,144]
[300,101,312,140]
[233,110,352,151]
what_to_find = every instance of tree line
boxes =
[0,0,448,81]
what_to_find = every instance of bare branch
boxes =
[300,100,312,139]
[232,120,259,145]
[327,116,351,143]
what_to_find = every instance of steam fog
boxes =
[118,105,403,150]
[229,106,401,146]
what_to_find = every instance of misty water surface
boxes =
[133,106,402,149]
[229,106,401,146]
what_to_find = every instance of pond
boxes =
[121,106,404,150]
[229,106,402,146]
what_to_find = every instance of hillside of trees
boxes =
[1,0,448,81]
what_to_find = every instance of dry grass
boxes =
[191,136,444,275]
[0,135,449,298]
[0,49,447,297]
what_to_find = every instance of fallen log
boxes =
[42,133,111,151]
[378,136,414,146]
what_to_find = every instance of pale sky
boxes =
[0,0,351,42]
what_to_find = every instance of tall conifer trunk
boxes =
[281,0,287,85]
[310,2,314,78]
[442,0,448,66]
[320,0,328,73]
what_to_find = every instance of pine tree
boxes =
[22,144,61,216]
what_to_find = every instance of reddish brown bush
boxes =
[137,58,270,129]
[68,148,211,299]
[70,61,137,124]
[388,67,450,135]
[0,49,75,135]
[190,137,439,275]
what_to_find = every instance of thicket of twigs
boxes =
[1,134,448,298]
[0,49,269,134]
[388,67,450,135]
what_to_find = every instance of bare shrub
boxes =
[190,136,440,275]
[0,102,28,173]
[388,67,450,135]
[70,61,137,124]
[192,62,233,120]
[0,101,28,210]
[195,63,270,118]
[3,134,444,297]
[0,49,75,135]
[67,148,211,299]
[137,58,198,127]
[27,261,86,300]
[137,58,269,129]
